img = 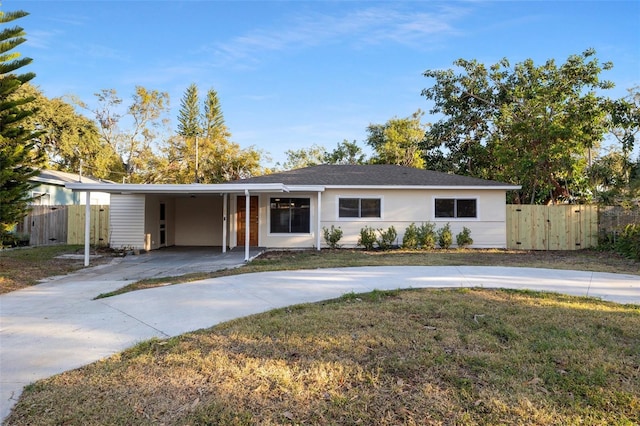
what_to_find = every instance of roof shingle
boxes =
[232,165,516,187]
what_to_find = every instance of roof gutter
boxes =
[322,185,522,190]
[65,182,291,194]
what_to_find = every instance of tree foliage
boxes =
[422,49,615,204]
[75,87,170,182]
[601,86,640,203]
[280,144,326,170]
[366,110,426,168]
[324,139,367,165]
[15,84,121,180]
[169,83,263,183]
[0,9,42,232]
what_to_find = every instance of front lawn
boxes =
[7,288,639,425]
[0,245,110,294]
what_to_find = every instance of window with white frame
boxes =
[434,198,477,218]
[338,198,381,218]
[270,197,310,233]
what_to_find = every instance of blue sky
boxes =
[9,0,640,166]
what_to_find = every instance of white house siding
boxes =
[232,189,508,250]
[319,188,508,249]
[110,194,146,249]
[174,196,223,246]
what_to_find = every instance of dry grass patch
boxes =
[8,288,640,425]
[0,245,112,294]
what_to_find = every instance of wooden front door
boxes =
[237,196,259,246]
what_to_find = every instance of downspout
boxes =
[222,193,227,253]
[316,191,322,251]
[84,191,91,267]
[244,189,250,262]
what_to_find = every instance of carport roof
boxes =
[64,182,311,194]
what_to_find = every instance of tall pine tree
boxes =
[169,84,262,183]
[177,83,200,138]
[0,9,42,235]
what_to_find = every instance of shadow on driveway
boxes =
[62,246,266,282]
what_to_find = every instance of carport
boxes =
[66,182,298,265]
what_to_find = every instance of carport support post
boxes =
[84,191,91,267]
[316,191,322,251]
[222,193,227,253]
[244,189,250,262]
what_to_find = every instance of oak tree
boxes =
[422,49,615,204]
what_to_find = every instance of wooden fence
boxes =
[67,205,110,246]
[506,205,599,250]
[16,205,109,247]
[17,205,68,246]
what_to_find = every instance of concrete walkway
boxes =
[1,257,639,421]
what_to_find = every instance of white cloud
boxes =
[203,3,470,67]
[24,30,58,49]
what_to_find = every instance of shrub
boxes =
[417,222,437,249]
[357,226,377,251]
[377,226,397,251]
[1,232,29,249]
[456,226,473,248]
[402,223,419,249]
[322,225,343,249]
[437,223,453,249]
[616,223,640,261]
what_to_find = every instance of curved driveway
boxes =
[1,255,639,421]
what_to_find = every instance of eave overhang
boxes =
[65,183,293,194]
[321,185,522,191]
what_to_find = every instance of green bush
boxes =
[402,223,419,249]
[1,231,29,249]
[455,226,473,248]
[322,225,343,249]
[417,222,437,249]
[357,226,377,251]
[615,223,640,261]
[437,223,453,249]
[377,226,397,251]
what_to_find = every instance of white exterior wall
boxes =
[238,188,508,249]
[79,191,110,205]
[321,188,508,249]
[110,194,146,249]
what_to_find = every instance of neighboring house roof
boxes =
[31,170,112,186]
[230,164,520,189]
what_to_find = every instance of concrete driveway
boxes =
[1,248,639,421]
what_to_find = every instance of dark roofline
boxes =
[231,164,520,189]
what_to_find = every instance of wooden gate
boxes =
[506,205,598,250]
[17,205,68,246]
[67,205,110,246]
